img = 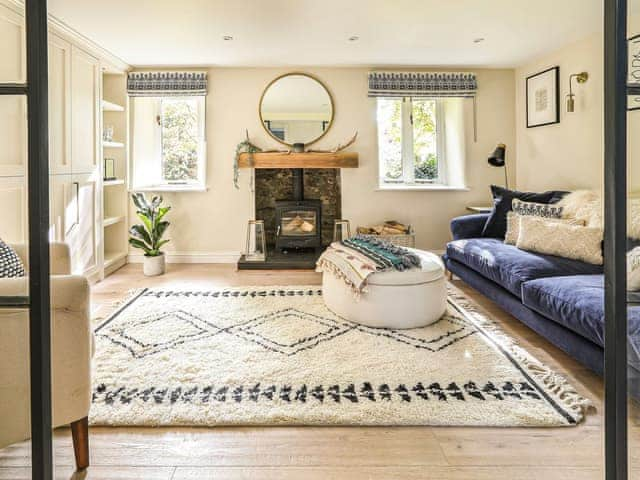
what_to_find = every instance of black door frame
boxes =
[604,0,632,479]
[0,0,52,478]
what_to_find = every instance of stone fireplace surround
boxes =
[255,168,341,248]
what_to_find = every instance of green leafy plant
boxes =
[129,193,171,257]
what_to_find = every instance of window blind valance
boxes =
[368,72,477,98]
[127,72,208,97]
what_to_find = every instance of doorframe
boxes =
[603,0,629,479]
[0,0,53,478]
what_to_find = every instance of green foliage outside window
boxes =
[160,98,199,182]
[377,98,439,183]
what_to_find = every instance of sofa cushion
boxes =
[480,185,564,239]
[446,238,603,297]
[521,275,640,350]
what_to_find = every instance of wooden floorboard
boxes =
[2,263,638,479]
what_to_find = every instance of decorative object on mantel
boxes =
[244,220,267,261]
[628,34,640,111]
[305,132,358,153]
[233,130,291,188]
[526,66,560,128]
[487,143,508,189]
[333,219,352,242]
[356,221,415,247]
[234,131,359,179]
[566,72,589,113]
[128,193,171,276]
[368,71,479,142]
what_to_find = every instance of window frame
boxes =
[131,95,207,192]
[377,96,448,189]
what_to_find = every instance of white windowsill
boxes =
[376,184,470,192]
[132,184,209,193]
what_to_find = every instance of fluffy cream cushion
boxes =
[516,216,604,265]
[558,190,640,239]
[628,247,640,291]
[504,212,583,246]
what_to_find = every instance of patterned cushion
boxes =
[480,185,564,239]
[0,239,25,278]
[516,216,603,265]
[504,211,583,246]
[628,247,640,291]
[512,198,563,218]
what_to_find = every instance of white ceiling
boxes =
[48,0,604,68]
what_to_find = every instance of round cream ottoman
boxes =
[322,248,447,329]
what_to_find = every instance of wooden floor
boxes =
[2,263,639,479]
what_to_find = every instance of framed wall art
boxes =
[526,66,560,128]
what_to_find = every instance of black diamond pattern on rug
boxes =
[97,292,477,358]
[228,308,355,355]
[99,309,224,358]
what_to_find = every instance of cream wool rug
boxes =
[90,286,593,427]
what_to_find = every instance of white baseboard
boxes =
[127,251,241,264]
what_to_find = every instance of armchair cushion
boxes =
[11,243,71,276]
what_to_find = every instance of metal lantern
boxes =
[245,220,266,261]
[333,219,351,242]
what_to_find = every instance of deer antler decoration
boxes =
[305,132,358,153]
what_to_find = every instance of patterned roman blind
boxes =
[368,71,477,98]
[127,71,208,97]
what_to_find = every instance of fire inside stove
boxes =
[281,210,317,236]
[275,199,322,251]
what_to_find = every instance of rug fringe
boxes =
[447,285,594,422]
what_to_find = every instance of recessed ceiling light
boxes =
[473,37,485,44]
[348,35,360,42]
[223,35,234,41]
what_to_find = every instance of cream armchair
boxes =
[0,243,92,471]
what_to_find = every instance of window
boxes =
[131,95,206,191]
[377,97,447,188]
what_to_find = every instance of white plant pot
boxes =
[143,254,166,276]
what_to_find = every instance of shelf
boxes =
[104,179,125,186]
[237,152,358,169]
[103,215,125,227]
[104,251,127,269]
[102,100,125,112]
[103,141,125,148]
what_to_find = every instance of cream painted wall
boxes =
[515,15,640,195]
[131,67,516,257]
[515,34,604,193]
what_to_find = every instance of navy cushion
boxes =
[521,275,640,351]
[481,185,565,239]
[446,238,603,297]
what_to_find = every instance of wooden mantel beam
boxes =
[237,152,358,169]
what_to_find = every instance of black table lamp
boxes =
[488,143,508,189]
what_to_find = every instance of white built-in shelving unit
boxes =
[101,69,129,277]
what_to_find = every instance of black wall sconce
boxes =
[566,72,589,112]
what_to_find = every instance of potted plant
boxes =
[129,193,171,276]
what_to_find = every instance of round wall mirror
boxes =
[259,73,334,146]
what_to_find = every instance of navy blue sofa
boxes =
[443,213,640,377]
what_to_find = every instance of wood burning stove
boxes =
[275,169,322,251]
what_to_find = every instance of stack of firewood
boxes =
[357,220,411,236]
